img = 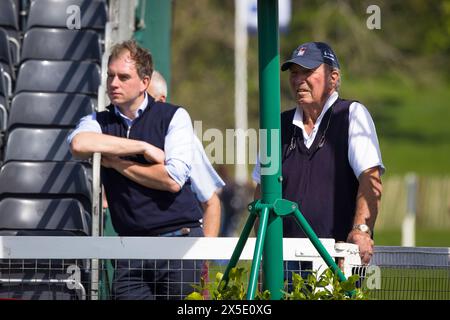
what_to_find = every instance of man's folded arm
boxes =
[70,132,164,161]
[103,158,180,193]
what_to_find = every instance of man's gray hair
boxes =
[328,65,341,92]
[150,70,167,97]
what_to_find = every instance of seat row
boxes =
[0,0,110,300]
[0,0,107,66]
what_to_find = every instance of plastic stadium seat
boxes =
[0,198,90,235]
[0,282,82,300]
[0,230,84,236]
[0,65,11,102]
[15,60,101,95]
[0,0,20,65]
[0,69,7,131]
[4,128,73,162]
[0,163,92,299]
[0,241,88,300]
[0,67,7,98]
[0,245,89,300]
[21,28,101,62]
[0,96,6,132]
[8,92,94,129]
[27,0,107,31]
[0,256,88,300]
[0,0,19,30]
[0,161,92,212]
[0,28,14,80]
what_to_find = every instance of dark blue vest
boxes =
[96,97,202,236]
[281,98,359,241]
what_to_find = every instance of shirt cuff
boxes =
[165,159,191,189]
[354,162,386,179]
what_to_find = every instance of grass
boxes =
[367,267,450,300]
[342,75,450,175]
[376,228,450,247]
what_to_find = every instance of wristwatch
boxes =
[352,224,372,236]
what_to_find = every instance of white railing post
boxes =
[402,173,417,247]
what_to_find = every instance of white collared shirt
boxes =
[293,92,338,149]
[67,93,195,188]
[252,92,385,183]
[112,94,148,129]
[190,136,225,202]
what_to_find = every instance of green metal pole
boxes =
[258,0,284,299]
[246,206,270,300]
[293,208,347,282]
[221,211,257,288]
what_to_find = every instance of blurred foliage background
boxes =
[169,0,450,245]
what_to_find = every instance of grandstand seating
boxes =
[0,161,92,211]
[0,0,19,29]
[0,28,15,82]
[0,0,108,300]
[0,163,92,300]
[0,68,7,123]
[0,282,83,300]
[0,103,6,133]
[0,198,90,236]
[0,253,88,300]
[15,60,101,95]
[0,0,20,66]
[0,69,8,138]
[8,92,94,129]
[0,54,12,102]
[0,0,106,217]
[21,28,102,62]
[4,128,73,162]
[27,0,107,31]
[0,68,8,102]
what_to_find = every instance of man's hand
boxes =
[143,145,165,164]
[101,155,121,169]
[348,166,382,265]
[347,230,374,265]
[101,157,181,193]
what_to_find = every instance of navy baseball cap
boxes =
[281,42,340,71]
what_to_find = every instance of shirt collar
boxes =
[114,92,149,121]
[292,91,339,129]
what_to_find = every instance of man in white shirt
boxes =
[147,71,225,237]
[253,41,384,266]
[68,40,204,300]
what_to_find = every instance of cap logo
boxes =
[297,47,306,56]
[323,50,335,61]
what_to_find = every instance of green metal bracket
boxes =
[247,200,265,215]
[221,197,353,299]
[272,199,297,216]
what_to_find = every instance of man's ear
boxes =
[329,69,339,88]
[142,76,150,91]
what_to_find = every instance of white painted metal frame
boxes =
[0,236,361,277]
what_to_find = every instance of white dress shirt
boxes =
[190,136,225,202]
[67,94,195,188]
[252,92,385,183]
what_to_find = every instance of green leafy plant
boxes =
[282,268,368,300]
[186,267,270,300]
[186,266,368,300]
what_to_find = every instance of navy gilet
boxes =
[96,97,202,236]
[281,98,359,241]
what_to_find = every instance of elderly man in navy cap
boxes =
[253,42,385,267]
